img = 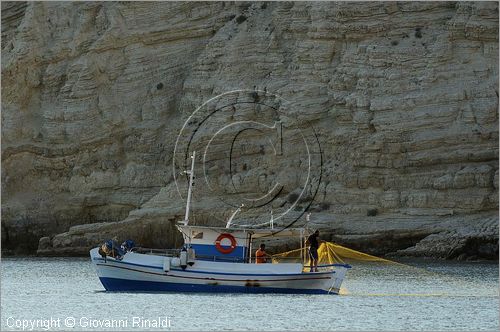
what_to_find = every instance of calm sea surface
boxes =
[1,257,498,331]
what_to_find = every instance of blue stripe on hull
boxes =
[99,277,331,294]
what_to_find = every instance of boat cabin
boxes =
[177,225,309,263]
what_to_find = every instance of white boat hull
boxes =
[90,248,350,294]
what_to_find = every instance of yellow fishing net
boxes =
[272,242,397,266]
[272,242,444,296]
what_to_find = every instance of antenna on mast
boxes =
[270,209,274,229]
[182,151,196,226]
[226,204,244,229]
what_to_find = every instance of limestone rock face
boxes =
[1,1,498,258]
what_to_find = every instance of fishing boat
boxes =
[90,152,350,294]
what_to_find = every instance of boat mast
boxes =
[183,151,196,226]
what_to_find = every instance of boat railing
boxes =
[249,256,304,264]
[195,254,246,263]
[130,247,182,256]
[197,255,303,263]
[127,249,334,267]
[128,248,245,261]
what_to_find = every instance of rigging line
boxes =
[259,121,324,239]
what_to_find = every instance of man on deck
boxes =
[306,230,324,272]
[255,244,270,264]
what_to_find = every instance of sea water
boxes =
[1,258,498,331]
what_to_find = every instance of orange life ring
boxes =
[215,233,237,254]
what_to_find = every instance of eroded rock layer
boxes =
[1,1,498,258]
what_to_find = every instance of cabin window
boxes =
[192,231,203,239]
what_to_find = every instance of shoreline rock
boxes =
[30,206,498,260]
[1,2,498,259]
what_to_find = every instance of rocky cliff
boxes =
[2,1,498,259]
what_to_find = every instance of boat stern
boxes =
[328,264,351,294]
